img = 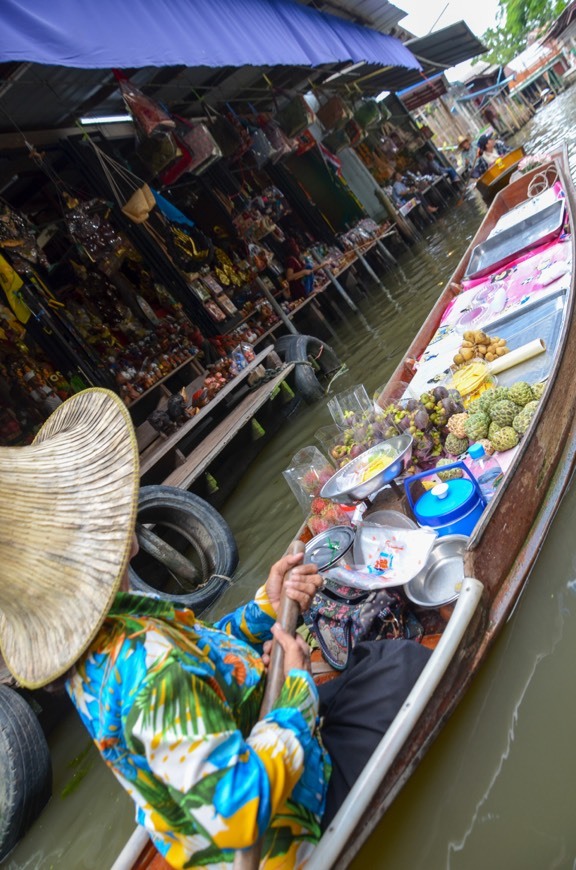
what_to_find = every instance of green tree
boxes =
[475,0,569,66]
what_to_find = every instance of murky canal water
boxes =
[6,88,576,869]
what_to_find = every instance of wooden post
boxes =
[255,277,299,335]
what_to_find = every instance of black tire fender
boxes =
[129,485,238,613]
[275,334,340,403]
[0,685,52,861]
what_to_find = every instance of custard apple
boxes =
[532,381,546,400]
[488,421,503,440]
[464,411,490,441]
[444,433,469,456]
[490,399,522,428]
[478,389,498,413]
[513,401,538,435]
[466,397,484,415]
[508,381,535,407]
[446,412,469,439]
[436,458,464,481]
[490,426,519,452]
[489,386,510,404]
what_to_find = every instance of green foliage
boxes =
[475,0,569,66]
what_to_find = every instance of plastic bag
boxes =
[117,76,175,135]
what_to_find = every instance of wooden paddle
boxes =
[233,538,306,870]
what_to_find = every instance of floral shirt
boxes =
[67,588,330,869]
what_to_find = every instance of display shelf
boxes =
[126,354,204,410]
[138,344,274,475]
[160,364,295,490]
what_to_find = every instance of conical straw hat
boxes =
[0,388,139,689]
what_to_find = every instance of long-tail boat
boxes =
[116,146,575,869]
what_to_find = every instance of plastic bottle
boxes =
[465,442,504,501]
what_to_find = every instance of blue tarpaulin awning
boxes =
[0,0,421,72]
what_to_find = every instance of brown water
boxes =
[6,88,576,869]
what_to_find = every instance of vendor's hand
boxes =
[271,623,312,675]
[265,552,322,614]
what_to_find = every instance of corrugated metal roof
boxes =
[301,0,408,34]
[406,22,487,71]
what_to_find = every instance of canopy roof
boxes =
[0,0,419,72]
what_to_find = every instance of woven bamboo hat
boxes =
[0,388,139,689]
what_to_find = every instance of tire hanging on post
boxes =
[274,335,341,403]
[129,485,238,614]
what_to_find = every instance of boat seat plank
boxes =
[161,364,294,491]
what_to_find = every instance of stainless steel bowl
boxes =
[320,435,413,506]
[404,534,468,608]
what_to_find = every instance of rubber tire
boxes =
[275,334,340,403]
[0,685,52,862]
[129,485,238,613]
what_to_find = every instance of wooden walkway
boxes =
[161,364,294,490]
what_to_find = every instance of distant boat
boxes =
[476,146,526,204]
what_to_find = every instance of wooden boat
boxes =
[115,146,575,869]
[476,145,526,204]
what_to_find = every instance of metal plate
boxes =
[320,435,413,506]
[464,200,565,280]
[404,534,468,607]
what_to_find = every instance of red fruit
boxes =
[311,497,327,516]
[321,505,342,525]
[308,517,331,535]
[349,444,365,459]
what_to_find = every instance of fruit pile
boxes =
[329,387,465,474]
[444,380,544,455]
[308,497,351,535]
[453,330,510,365]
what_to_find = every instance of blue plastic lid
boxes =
[415,478,479,524]
[468,442,486,460]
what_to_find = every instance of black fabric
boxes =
[318,639,432,828]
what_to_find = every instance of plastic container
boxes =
[465,443,503,502]
[282,446,334,514]
[327,384,372,428]
[404,462,487,537]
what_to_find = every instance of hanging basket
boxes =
[317,96,353,132]
[121,184,156,224]
[275,95,316,138]
[135,132,180,177]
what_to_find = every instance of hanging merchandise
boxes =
[121,184,156,224]
[261,120,297,162]
[0,204,50,275]
[344,119,365,147]
[247,128,276,169]
[322,127,351,154]
[354,100,382,131]
[166,222,214,272]
[115,71,175,136]
[208,113,245,158]
[317,95,353,132]
[294,130,317,156]
[63,193,124,263]
[275,95,316,139]
[135,132,179,177]
[160,119,223,186]
[203,298,227,323]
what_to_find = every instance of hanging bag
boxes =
[317,95,353,132]
[303,581,422,670]
[275,94,316,138]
